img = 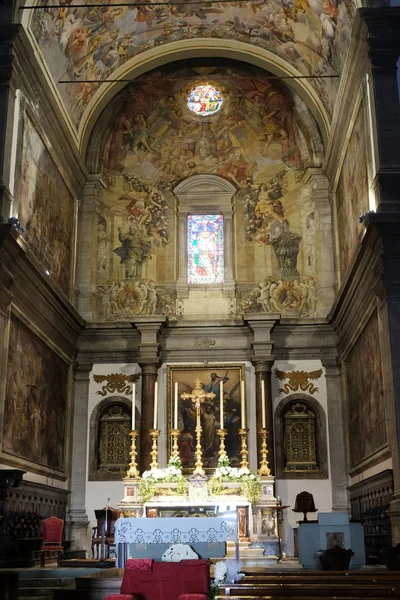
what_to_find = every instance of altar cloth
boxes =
[115,517,236,544]
[115,517,236,567]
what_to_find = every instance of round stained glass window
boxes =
[187,84,223,116]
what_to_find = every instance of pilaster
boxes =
[65,362,92,554]
[321,358,349,512]
[75,175,106,320]
[303,169,335,314]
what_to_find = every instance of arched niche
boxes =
[274,394,329,480]
[88,396,138,481]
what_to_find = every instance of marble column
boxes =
[139,364,158,473]
[65,363,92,554]
[322,358,349,512]
[246,316,279,474]
[254,361,275,476]
[359,8,400,212]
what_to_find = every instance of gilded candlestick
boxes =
[217,428,228,460]
[170,428,180,459]
[126,429,140,479]
[238,428,249,469]
[150,428,160,470]
[258,428,271,477]
[194,406,205,475]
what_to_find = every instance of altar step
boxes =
[223,541,285,568]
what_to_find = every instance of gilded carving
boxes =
[274,369,322,394]
[93,373,140,397]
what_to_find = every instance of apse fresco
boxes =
[29,0,355,128]
[335,106,369,279]
[18,116,74,296]
[2,315,69,478]
[94,62,323,320]
[346,311,387,470]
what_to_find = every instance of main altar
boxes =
[116,378,286,566]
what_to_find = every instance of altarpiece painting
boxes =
[1,314,70,479]
[167,365,245,474]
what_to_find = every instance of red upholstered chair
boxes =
[40,516,64,567]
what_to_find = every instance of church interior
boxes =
[1,0,400,596]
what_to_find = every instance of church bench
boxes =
[104,558,210,600]
[217,584,400,597]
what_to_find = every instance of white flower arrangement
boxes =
[213,559,244,586]
[208,456,261,505]
[139,456,186,502]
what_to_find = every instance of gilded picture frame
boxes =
[0,312,71,480]
[167,364,245,474]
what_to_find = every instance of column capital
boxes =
[73,362,93,381]
[139,364,159,376]
[245,316,279,362]
[134,317,166,364]
[253,360,274,373]
[321,357,341,377]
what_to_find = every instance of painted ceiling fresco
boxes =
[29,0,355,129]
[93,61,324,321]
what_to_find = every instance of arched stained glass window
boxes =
[187,84,223,116]
[187,214,224,284]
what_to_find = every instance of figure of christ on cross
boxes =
[180,378,216,475]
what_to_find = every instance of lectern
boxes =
[91,507,121,559]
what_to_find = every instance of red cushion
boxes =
[126,559,153,571]
[40,545,64,551]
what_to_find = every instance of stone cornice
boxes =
[0,225,84,356]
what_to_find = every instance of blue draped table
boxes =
[115,516,236,567]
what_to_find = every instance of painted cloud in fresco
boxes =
[29,0,355,129]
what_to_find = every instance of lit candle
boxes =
[219,380,224,429]
[132,382,136,430]
[174,381,178,430]
[241,380,246,428]
[261,380,266,429]
[153,381,158,429]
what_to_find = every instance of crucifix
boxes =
[181,378,216,475]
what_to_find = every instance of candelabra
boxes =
[126,430,140,479]
[170,428,180,459]
[150,429,160,470]
[258,428,271,477]
[238,428,249,469]
[217,428,228,460]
